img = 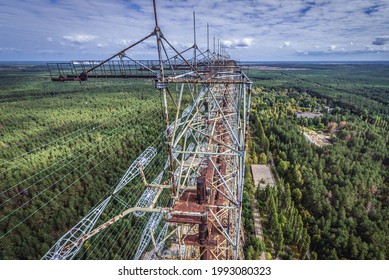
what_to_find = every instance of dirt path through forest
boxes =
[252,197,266,260]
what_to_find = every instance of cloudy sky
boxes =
[0,0,388,61]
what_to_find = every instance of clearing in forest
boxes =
[251,164,275,189]
[302,128,332,147]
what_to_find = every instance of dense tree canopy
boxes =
[0,66,175,259]
[243,63,388,259]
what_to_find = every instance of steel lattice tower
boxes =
[43,0,252,260]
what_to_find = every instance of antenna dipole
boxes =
[207,23,210,61]
[193,11,197,68]
[218,38,220,58]
[153,0,159,28]
[193,11,197,46]
[153,0,164,80]
[153,0,176,195]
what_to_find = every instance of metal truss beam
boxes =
[42,196,111,260]
[113,146,157,194]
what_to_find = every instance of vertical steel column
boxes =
[153,0,176,196]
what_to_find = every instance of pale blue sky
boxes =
[0,0,388,61]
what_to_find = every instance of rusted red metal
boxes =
[197,176,207,204]
[166,82,234,259]
[170,189,206,224]
[171,190,207,212]
[181,234,217,247]
[169,215,203,224]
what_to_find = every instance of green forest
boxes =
[0,62,388,260]
[242,63,388,259]
[0,63,171,259]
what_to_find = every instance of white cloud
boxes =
[280,41,291,48]
[0,47,17,53]
[117,39,132,46]
[62,34,97,44]
[38,49,62,54]
[222,38,253,48]
[47,37,53,42]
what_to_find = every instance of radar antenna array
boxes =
[44,0,252,260]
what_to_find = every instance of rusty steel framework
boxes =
[43,0,252,260]
[164,67,252,260]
